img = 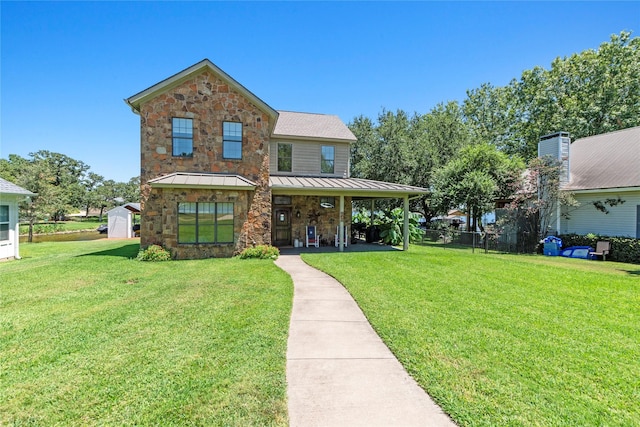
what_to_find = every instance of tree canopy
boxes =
[0,152,139,230]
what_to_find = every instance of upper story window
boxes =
[178,202,234,244]
[321,146,335,174]
[277,143,292,172]
[172,118,193,157]
[223,122,242,159]
[0,205,9,241]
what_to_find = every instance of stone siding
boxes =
[137,70,272,258]
[287,195,352,246]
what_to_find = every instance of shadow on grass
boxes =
[77,243,140,258]
[622,269,640,276]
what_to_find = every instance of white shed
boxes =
[107,203,140,239]
[0,177,34,260]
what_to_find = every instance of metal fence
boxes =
[421,229,538,254]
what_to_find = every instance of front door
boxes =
[273,208,292,246]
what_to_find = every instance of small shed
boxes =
[0,177,34,260]
[107,203,140,239]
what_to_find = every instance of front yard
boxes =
[3,239,638,426]
[302,244,640,426]
[1,240,292,426]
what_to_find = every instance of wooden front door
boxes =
[273,207,292,246]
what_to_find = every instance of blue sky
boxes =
[1,1,638,183]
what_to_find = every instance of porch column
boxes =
[403,195,409,251]
[339,195,345,252]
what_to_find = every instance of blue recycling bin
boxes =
[543,236,562,256]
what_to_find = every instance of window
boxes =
[172,118,193,157]
[223,122,242,159]
[0,205,8,241]
[277,143,292,172]
[321,146,335,174]
[178,202,234,244]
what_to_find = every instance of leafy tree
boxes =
[349,104,470,219]
[82,172,105,218]
[432,143,524,231]
[464,31,640,160]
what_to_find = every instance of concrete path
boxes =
[275,254,456,427]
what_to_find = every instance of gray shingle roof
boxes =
[0,177,34,195]
[270,176,428,197]
[148,173,256,189]
[565,126,640,191]
[273,111,356,142]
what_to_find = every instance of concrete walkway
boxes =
[275,254,456,427]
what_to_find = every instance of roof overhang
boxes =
[269,176,429,199]
[149,173,257,190]
[125,59,279,133]
[272,134,355,144]
[561,185,640,194]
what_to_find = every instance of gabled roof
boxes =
[0,177,34,196]
[270,176,428,198]
[565,126,640,191]
[273,111,356,142]
[148,173,256,190]
[125,59,279,128]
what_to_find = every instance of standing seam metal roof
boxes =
[269,176,428,194]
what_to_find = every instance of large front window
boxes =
[172,118,193,157]
[223,122,242,159]
[178,202,234,244]
[321,146,335,174]
[0,205,9,241]
[277,143,292,172]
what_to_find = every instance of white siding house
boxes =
[540,127,640,238]
[0,178,34,260]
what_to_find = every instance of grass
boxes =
[1,239,292,426]
[302,243,640,427]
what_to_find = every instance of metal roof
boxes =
[564,126,640,191]
[148,173,257,190]
[270,176,428,197]
[0,177,34,196]
[273,111,356,142]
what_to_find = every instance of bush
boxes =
[238,245,279,260]
[559,233,640,264]
[136,245,172,261]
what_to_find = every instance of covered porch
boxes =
[269,176,429,252]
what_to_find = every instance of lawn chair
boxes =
[334,225,348,247]
[305,225,319,248]
[590,241,611,261]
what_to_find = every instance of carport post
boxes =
[403,195,409,251]
[339,195,345,252]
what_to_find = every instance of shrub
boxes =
[136,245,172,261]
[238,245,279,260]
[559,233,640,264]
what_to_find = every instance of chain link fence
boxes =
[421,229,539,254]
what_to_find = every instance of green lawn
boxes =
[302,244,640,427]
[1,240,292,426]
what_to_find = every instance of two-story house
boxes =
[126,59,427,259]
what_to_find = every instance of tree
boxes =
[82,172,105,218]
[349,104,471,219]
[432,143,524,231]
[463,31,640,160]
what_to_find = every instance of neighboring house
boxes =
[0,177,34,260]
[126,59,428,259]
[538,127,640,238]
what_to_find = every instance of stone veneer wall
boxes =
[138,70,273,258]
[288,195,352,246]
